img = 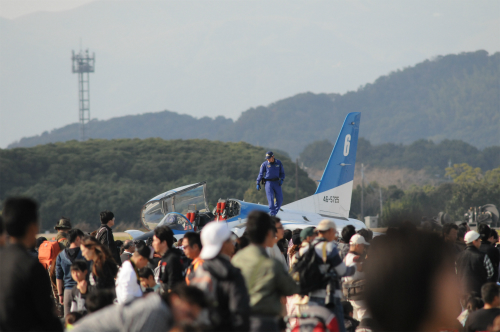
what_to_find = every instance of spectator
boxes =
[187,222,250,331]
[288,230,303,268]
[339,225,356,260]
[96,210,121,265]
[232,211,298,332]
[457,225,468,252]
[305,219,357,332]
[478,224,500,282]
[53,217,72,249]
[342,301,360,332]
[56,228,86,317]
[138,267,160,293]
[343,234,369,321]
[235,235,250,254]
[364,228,460,331]
[300,227,316,244]
[152,226,184,292]
[80,236,118,290]
[72,284,208,332]
[266,217,288,270]
[35,236,47,255]
[48,216,72,307]
[69,260,90,314]
[284,229,292,247]
[456,231,495,295]
[356,229,373,243]
[0,216,6,247]
[65,312,83,330]
[0,197,63,331]
[182,232,202,270]
[465,283,500,332]
[116,242,154,304]
[120,240,135,264]
[442,223,462,255]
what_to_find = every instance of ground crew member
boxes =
[256,151,285,216]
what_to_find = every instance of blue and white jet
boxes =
[126,112,365,241]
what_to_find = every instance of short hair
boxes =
[183,232,202,250]
[270,216,281,226]
[68,228,84,243]
[65,312,83,326]
[3,197,38,238]
[357,228,373,243]
[100,211,115,224]
[154,226,174,248]
[284,229,292,242]
[478,223,491,241]
[36,237,47,249]
[86,289,115,313]
[457,225,467,240]
[466,296,484,312]
[122,239,134,250]
[235,235,250,253]
[482,282,500,304]
[341,225,356,243]
[138,267,154,279]
[70,260,88,272]
[245,211,273,244]
[342,301,353,316]
[165,284,208,309]
[442,223,458,236]
[491,229,499,241]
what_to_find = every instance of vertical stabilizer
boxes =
[282,112,360,218]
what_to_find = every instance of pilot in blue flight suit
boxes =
[256,151,285,216]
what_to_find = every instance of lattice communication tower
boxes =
[72,49,95,141]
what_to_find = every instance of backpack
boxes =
[38,238,65,270]
[292,239,331,296]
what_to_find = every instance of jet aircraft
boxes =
[126,112,365,242]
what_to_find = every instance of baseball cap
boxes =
[464,230,480,244]
[200,222,232,260]
[350,234,369,245]
[300,227,315,241]
[266,151,274,159]
[136,243,154,260]
[316,219,336,232]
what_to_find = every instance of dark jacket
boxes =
[159,248,184,291]
[96,224,121,265]
[456,245,488,295]
[0,243,63,331]
[479,240,499,282]
[56,247,85,289]
[89,259,119,289]
[198,255,251,332]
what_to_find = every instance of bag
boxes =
[292,240,330,296]
[38,238,65,269]
[342,279,365,301]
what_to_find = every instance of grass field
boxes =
[37,232,133,241]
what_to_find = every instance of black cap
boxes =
[266,151,274,159]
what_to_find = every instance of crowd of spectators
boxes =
[0,196,499,332]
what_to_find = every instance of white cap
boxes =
[317,219,336,231]
[199,222,232,260]
[464,230,480,244]
[350,234,369,245]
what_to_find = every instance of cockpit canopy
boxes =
[141,182,209,231]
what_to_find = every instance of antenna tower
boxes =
[72,49,95,141]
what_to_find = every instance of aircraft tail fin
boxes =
[283,112,360,218]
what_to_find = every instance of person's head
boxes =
[482,282,500,307]
[464,231,481,249]
[200,222,232,260]
[164,284,208,325]
[70,259,88,282]
[442,223,458,243]
[3,197,39,248]
[266,151,275,163]
[86,289,115,313]
[35,236,47,251]
[342,301,354,318]
[284,229,292,242]
[349,234,369,255]
[81,236,113,274]
[300,227,316,243]
[457,225,467,243]
[153,226,174,255]
[100,211,115,227]
[478,223,492,242]
[182,232,202,260]
[54,216,72,233]
[466,296,484,312]
[341,225,356,243]
[0,216,6,247]
[357,228,373,243]
[65,312,83,328]
[245,210,274,245]
[132,242,154,269]
[122,239,135,253]
[491,229,499,244]
[364,229,459,332]
[271,217,284,241]
[68,228,84,247]
[316,219,337,242]
[138,267,156,289]
[234,235,249,253]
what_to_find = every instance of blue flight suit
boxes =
[256,159,285,216]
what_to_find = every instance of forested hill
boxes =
[0,139,316,231]
[9,50,499,157]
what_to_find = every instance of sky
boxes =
[0,0,499,148]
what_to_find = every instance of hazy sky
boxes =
[0,0,499,148]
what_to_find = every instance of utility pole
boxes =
[295,158,299,201]
[361,163,364,221]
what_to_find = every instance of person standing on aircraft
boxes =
[256,151,285,216]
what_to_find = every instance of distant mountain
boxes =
[9,51,499,157]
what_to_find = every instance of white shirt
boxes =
[343,252,364,283]
[115,260,143,304]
